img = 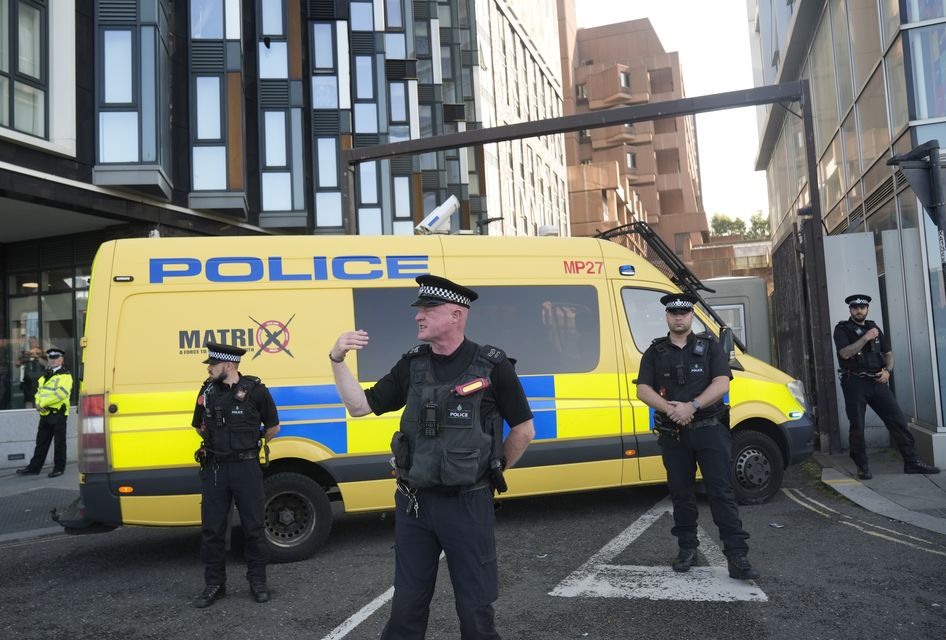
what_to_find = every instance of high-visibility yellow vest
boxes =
[34,369,73,416]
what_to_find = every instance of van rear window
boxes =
[353,285,600,380]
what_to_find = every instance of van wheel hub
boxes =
[735,447,771,489]
[278,509,295,526]
[265,492,315,545]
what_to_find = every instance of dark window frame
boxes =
[1,0,49,138]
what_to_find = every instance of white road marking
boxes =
[318,551,445,640]
[550,498,767,602]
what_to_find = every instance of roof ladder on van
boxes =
[595,221,747,352]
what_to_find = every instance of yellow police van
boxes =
[56,235,812,562]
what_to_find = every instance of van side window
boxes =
[622,288,706,353]
[353,285,600,380]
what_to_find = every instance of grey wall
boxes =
[0,409,78,471]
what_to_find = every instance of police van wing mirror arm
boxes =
[719,328,744,371]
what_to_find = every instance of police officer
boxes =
[834,294,939,479]
[17,347,73,478]
[330,275,535,640]
[191,342,280,608]
[635,293,759,580]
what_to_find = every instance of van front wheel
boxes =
[731,430,784,505]
[263,472,332,563]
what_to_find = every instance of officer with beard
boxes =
[191,342,280,608]
[834,294,939,479]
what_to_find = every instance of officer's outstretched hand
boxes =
[331,330,370,363]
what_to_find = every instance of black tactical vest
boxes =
[836,319,886,373]
[201,375,263,457]
[397,343,504,489]
[650,332,720,418]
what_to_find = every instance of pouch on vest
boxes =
[391,431,411,473]
[441,448,481,486]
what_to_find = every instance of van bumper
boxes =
[51,473,120,534]
[781,412,815,466]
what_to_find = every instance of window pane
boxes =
[195,77,221,139]
[359,161,378,203]
[909,24,946,120]
[258,42,288,78]
[831,0,853,114]
[353,286,601,381]
[886,37,908,134]
[351,2,374,31]
[857,69,890,167]
[263,111,287,166]
[316,192,342,226]
[225,0,241,39]
[262,172,292,210]
[313,23,333,69]
[906,1,946,22]
[191,0,224,39]
[386,0,403,28]
[389,125,409,142]
[881,0,900,41]
[317,137,338,187]
[389,82,406,121]
[261,0,284,36]
[192,145,226,190]
[9,296,40,409]
[41,267,74,293]
[849,0,882,90]
[393,220,414,235]
[0,0,8,73]
[415,21,429,55]
[312,75,338,108]
[358,207,382,234]
[810,15,837,152]
[104,31,133,103]
[354,102,378,133]
[385,33,406,59]
[42,292,74,373]
[355,56,373,99]
[394,176,410,217]
[17,1,41,79]
[0,76,8,127]
[622,288,706,353]
[99,111,138,162]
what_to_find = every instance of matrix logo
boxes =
[179,314,295,359]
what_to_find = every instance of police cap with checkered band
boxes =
[410,275,479,308]
[659,292,698,312]
[203,341,246,364]
[845,294,872,307]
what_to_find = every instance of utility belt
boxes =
[209,450,260,463]
[413,481,490,497]
[40,405,67,417]
[653,413,721,440]
[839,368,882,381]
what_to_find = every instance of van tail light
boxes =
[78,394,108,474]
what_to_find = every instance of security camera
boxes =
[415,195,461,234]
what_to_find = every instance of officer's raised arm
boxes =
[329,330,372,416]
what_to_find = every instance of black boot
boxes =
[727,554,760,580]
[856,465,872,480]
[904,460,941,475]
[194,584,226,608]
[16,467,40,476]
[249,582,270,603]
[672,548,697,573]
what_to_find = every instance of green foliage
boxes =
[709,212,770,240]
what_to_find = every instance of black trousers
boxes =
[26,412,67,472]
[841,376,917,468]
[659,421,749,557]
[381,487,500,640]
[200,458,268,586]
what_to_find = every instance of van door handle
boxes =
[108,404,118,414]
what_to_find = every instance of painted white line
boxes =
[550,498,766,602]
[318,551,445,640]
[840,521,946,558]
[781,488,831,518]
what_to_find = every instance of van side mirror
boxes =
[719,327,743,371]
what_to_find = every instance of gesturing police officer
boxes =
[191,342,280,608]
[834,294,939,479]
[330,275,535,640]
[17,347,73,478]
[635,293,759,580]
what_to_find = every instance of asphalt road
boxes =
[2,463,944,640]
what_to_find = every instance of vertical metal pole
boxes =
[339,150,357,235]
[800,80,842,453]
[929,143,946,295]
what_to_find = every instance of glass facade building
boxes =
[749,0,946,461]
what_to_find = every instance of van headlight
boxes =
[787,380,807,412]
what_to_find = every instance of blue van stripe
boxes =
[279,406,347,423]
[529,400,556,411]
[504,408,556,440]
[275,421,347,454]
[519,375,555,398]
[270,385,341,406]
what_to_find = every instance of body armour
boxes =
[836,320,885,373]
[650,333,721,420]
[201,375,263,458]
[396,343,505,489]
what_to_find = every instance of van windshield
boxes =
[621,288,707,353]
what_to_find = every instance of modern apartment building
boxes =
[557,2,708,262]
[0,0,566,414]
[748,0,946,462]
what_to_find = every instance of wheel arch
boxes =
[733,417,790,469]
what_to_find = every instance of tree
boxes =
[710,213,746,237]
[746,211,770,240]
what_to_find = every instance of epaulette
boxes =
[240,375,261,384]
[480,344,507,364]
[403,344,432,358]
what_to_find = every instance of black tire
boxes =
[731,430,784,505]
[263,472,332,563]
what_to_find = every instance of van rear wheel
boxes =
[731,430,784,505]
[263,472,332,563]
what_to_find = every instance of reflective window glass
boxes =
[386,0,403,28]
[104,31,133,103]
[622,288,706,353]
[394,176,410,217]
[830,0,853,114]
[9,296,39,408]
[906,1,946,22]
[389,125,409,142]
[99,111,138,163]
[17,1,41,78]
[810,15,837,152]
[264,111,287,166]
[886,37,908,134]
[389,82,406,122]
[261,0,284,36]
[42,292,74,372]
[41,268,74,293]
[355,56,373,99]
[351,2,374,31]
[881,0,900,42]
[908,24,946,119]
[0,77,10,127]
[393,220,414,235]
[313,23,333,69]
[354,102,378,133]
[192,145,226,190]
[358,207,382,235]
[849,0,882,90]
[0,0,8,73]
[195,77,221,140]
[385,33,406,59]
[191,0,224,39]
[13,81,43,136]
[258,42,288,78]
[225,0,241,39]
[857,69,890,167]
[359,161,378,204]
[312,75,338,108]
[415,21,429,55]
[262,172,292,210]
[317,137,338,187]
[316,192,342,226]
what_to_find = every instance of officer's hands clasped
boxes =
[665,400,695,426]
